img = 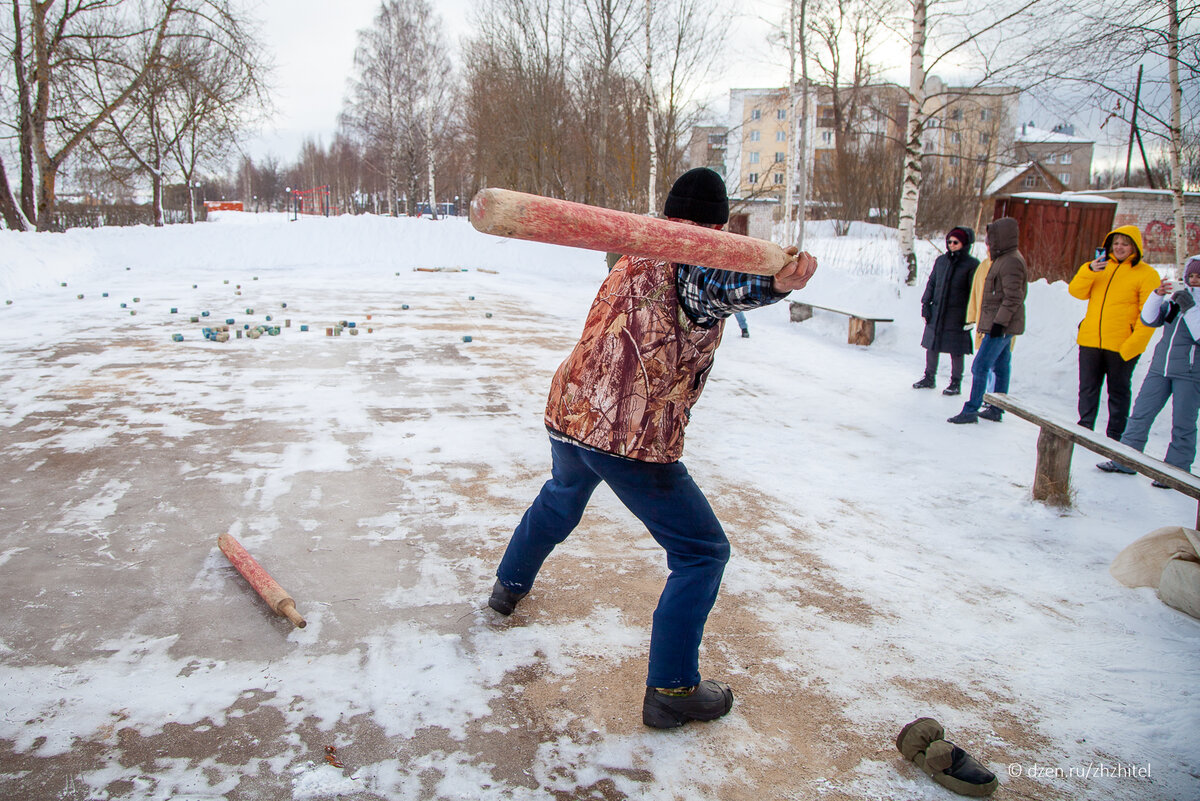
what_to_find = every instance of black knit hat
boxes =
[664,168,729,225]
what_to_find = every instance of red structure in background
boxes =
[993,194,1117,283]
[204,200,243,212]
[289,186,338,217]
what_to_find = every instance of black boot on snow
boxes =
[913,375,936,389]
[642,680,733,729]
[978,405,1003,422]
[896,717,999,797]
[487,579,527,616]
[942,379,961,396]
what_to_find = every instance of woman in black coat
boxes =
[913,227,979,395]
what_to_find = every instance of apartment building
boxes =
[721,84,907,204]
[1013,124,1094,190]
[683,125,729,174]
[920,77,1020,195]
[710,78,1023,230]
[723,88,796,201]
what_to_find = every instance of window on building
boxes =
[950,109,963,120]
[947,177,957,188]
[773,173,784,184]
[980,108,992,121]
[950,131,962,144]
[974,177,983,189]
[1045,153,1057,164]
[749,151,760,163]
[748,173,759,184]
[751,109,761,120]
[1059,173,1071,185]
[775,152,786,163]
[707,133,726,146]
[821,131,833,144]
[749,130,760,142]
[776,130,787,142]
[1022,175,1038,188]
[979,132,990,145]
[1061,153,1072,165]
[949,156,960,166]
[777,109,787,120]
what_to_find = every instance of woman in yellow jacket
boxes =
[1068,225,1161,440]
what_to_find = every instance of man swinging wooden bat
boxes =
[475,167,817,729]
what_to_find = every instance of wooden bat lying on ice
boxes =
[218,533,306,629]
[469,187,791,276]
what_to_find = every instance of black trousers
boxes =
[1077,346,1140,440]
[925,349,964,382]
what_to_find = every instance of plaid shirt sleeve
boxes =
[676,263,791,328]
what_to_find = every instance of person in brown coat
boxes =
[948,216,1027,424]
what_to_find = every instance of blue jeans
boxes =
[497,438,730,688]
[964,334,1013,414]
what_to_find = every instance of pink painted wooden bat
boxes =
[218,533,306,628]
[469,188,790,276]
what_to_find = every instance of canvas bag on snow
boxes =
[1110,526,1200,620]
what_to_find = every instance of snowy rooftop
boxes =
[985,163,1034,196]
[1010,191,1117,204]
[1014,124,1093,144]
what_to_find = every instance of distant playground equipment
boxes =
[286,185,337,219]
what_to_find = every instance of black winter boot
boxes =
[642,680,734,728]
[913,375,936,389]
[942,378,961,396]
[487,579,527,616]
[978,405,1003,422]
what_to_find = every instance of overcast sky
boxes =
[244,0,793,161]
[244,0,1131,168]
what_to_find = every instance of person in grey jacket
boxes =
[1098,257,1200,482]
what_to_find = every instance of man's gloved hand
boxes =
[988,323,1004,338]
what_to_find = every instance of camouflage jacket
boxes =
[546,255,749,463]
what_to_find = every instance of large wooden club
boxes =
[218,533,306,629]
[469,187,790,276]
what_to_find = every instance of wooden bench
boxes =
[789,301,893,346]
[984,392,1200,527]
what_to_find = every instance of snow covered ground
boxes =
[0,211,1196,800]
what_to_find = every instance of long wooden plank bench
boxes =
[789,301,894,346]
[984,392,1200,527]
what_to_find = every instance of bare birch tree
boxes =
[343,0,451,217]
[1,0,264,231]
[895,0,1049,283]
[570,0,637,206]
[91,10,267,226]
[648,0,731,202]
